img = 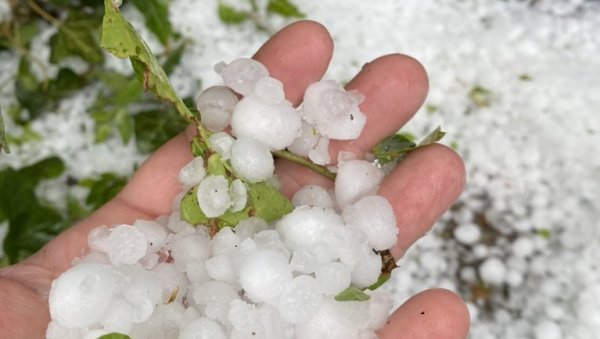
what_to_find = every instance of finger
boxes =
[378,144,466,258]
[378,289,470,339]
[28,20,334,271]
[275,54,428,196]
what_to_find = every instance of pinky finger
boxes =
[377,289,470,339]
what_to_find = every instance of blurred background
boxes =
[1,0,599,338]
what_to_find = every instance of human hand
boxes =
[0,20,468,338]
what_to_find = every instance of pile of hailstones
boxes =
[47,59,399,339]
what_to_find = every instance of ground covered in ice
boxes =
[1,0,599,338]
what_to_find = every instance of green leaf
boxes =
[267,0,305,18]
[468,85,491,108]
[246,181,293,223]
[97,333,131,339]
[0,157,66,263]
[79,173,128,210]
[207,154,226,176]
[49,11,104,64]
[101,0,196,123]
[334,286,371,302]
[131,0,173,45]
[133,108,187,153]
[115,107,133,144]
[372,133,416,165]
[180,186,208,225]
[418,126,445,147]
[162,42,186,76]
[0,109,9,154]
[217,3,249,24]
[47,68,88,99]
[15,58,48,121]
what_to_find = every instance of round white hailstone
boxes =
[301,80,366,140]
[179,317,227,339]
[178,156,206,188]
[116,266,162,323]
[128,303,185,339]
[229,179,248,212]
[100,298,134,334]
[185,259,210,284]
[479,257,507,286]
[107,224,148,265]
[234,217,268,239]
[239,238,257,256]
[170,233,211,271]
[167,212,195,235]
[453,223,481,245]
[505,269,523,287]
[294,299,367,339]
[512,236,535,258]
[308,136,331,165]
[231,95,302,150]
[460,266,478,283]
[49,264,118,328]
[87,225,111,253]
[290,248,318,274]
[230,136,274,183]
[321,225,366,268]
[276,206,344,251]
[153,263,189,303]
[193,281,240,324]
[198,175,232,217]
[221,58,269,95]
[252,229,291,262]
[342,195,398,251]
[315,261,352,295]
[208,132,235,160]
[335,160,384,208]
[534,320,562,339]
[473,243,489,259]
[133,219,167,252]
[288,121,320,157]
[211,227,241,255]
[45,321,81,339]
[195,86,239,132]
[228,301,286,338]
[466,302,479,322]
[239,249,292,303]
[205,254,236,283]
[351,248,382,288]
[292,184,334,208]
[254,76,285,104]
[278,275,323,324]
[365,290,393,330]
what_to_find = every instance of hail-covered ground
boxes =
[1,0,600,338]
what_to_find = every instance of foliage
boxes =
[0,109,8,154]
[218,0,305,31]
[372,127,446,166]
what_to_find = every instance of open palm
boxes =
[0,21,468,338]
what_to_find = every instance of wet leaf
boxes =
[267,0,305,18]
[134,108,187,154]
[131,0,173,45]
[49,11,104,64]
[373,127,445,165]
[335,286,370,302]
[0,109,9,154]
[246,181,293,223]
[97,333,131,339]
[217,3,249,24]
[79,173,128,210]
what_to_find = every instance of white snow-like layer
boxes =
[2,0,600,338]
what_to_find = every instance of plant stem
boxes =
[272,150,336,180]
[26,0,62,27]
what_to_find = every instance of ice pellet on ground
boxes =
[179,317,227,339]
[512,236,535,258]
[453,222,481,245]
[197,175,231,217]
[230,136,274,182]
[479,257,507,286]
[231,95,301,150]
[208,132,235,160]
[534,320,562,339]
[196,86,239,132]
[49,263,118,328]
[301,80,366,140]
[239,249,292,303]
[342,195,398,251]
[107,224,148,265]
[178,156,206,188]
[221,58,269,95]
[229,179,247,212]
[292,184,334,208]
[335,160,384,208]
[278,275,323,324]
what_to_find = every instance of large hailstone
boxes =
[196,86,239,132]
[230,136,274,182]
[342,195,398,251]
[238,249,292,303]
[334,159,384,208]
[301,80,366,140]
[231,92,302,150]
[219,58,269,96]
[197,175,231,217]
[276,206,344,251]
[49,264,118,328]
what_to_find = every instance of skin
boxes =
[0,20,469,338]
